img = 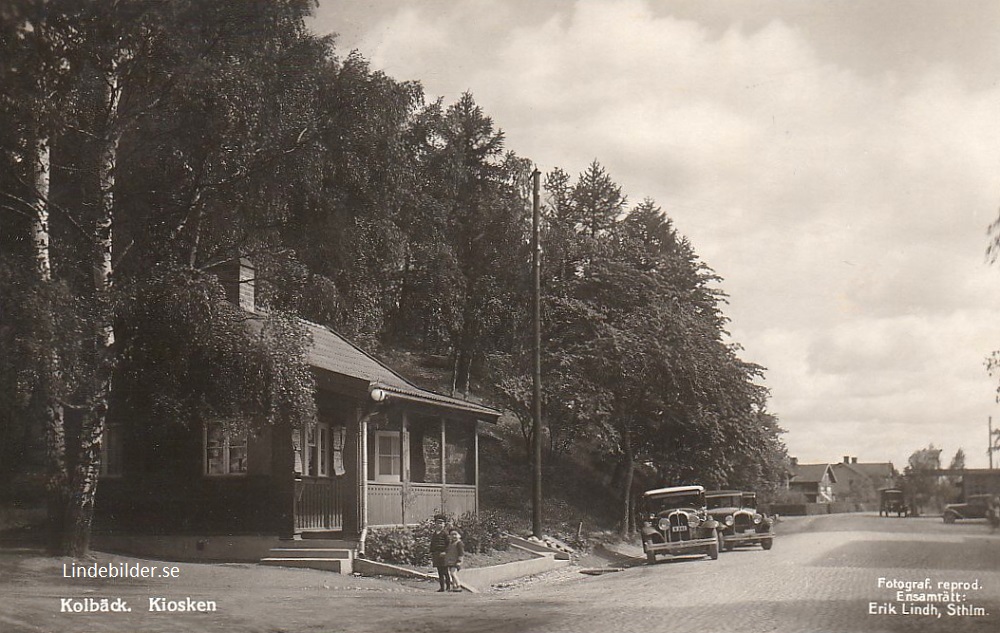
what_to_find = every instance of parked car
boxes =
[706,489,774,551]
[943,494,995,523]
[878,488,908,517]
[639,485,720,563]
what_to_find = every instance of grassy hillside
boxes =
[379,349,626,542]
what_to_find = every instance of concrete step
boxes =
[259,557,350,574]
[278,537,357,549]
[268,548,353,560]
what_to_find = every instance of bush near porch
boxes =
[364,510,513,566]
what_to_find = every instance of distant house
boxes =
[95,260,500,563]
[831,456,897,503]
[788,462,837,503]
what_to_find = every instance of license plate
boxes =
[744,528,756,534]
[671,526,687,532]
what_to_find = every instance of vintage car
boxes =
[639,485,720,563]
[943,494,995,523]
[706,490,774,551]
[878,488,908,517]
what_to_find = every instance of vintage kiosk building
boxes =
[95,261,500,565]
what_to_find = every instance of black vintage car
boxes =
[878,488,908,517]
[942,494,995,523]
[640,485,720,563]
[706,490,774,551]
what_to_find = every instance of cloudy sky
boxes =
[311,0,1000,470]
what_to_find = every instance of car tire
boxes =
[762,538,773,551]
[708,540,719,560]
[646,551,657,564]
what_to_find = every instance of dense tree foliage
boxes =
[903,444,952,514]
[1,1,785,548]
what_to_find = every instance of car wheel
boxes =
[943,513,956,524]
[708,540,719,560]
[646,551,657,564]
[761,538,773,551]
[717,531,726,552]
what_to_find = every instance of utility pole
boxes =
[991,416,994,470]
[531,168,543,538]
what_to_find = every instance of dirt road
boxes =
[2,513,999,632]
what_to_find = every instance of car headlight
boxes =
[753,514,762,524]
[725,515,734,526]
[688,515,701,528]
[657,517,670,531]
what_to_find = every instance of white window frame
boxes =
[374,430,401,482]
[296,423,331,478]
[310,422,330,478]
[204,423,248,476]
[100,422,123,478]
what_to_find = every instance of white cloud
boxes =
[318,0,1000,468]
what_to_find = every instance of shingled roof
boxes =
[791,463,837,484]
[304,321,500,420]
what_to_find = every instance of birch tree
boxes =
[2,0,326,556]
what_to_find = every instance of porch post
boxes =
[401,410,409,525]
[474,419,480,516]
[360,407,369,534]
[440,416,447,513]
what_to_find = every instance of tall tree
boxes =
[904,444,944,515]
[400,92,530,394]
[1,0,327,556]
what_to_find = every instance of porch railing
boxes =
[295,478,343,531]
[367,482,476,526]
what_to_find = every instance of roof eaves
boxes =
[373,382,501,420]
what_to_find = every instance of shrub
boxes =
[363,509,520,565]
[452,509,509,554]
[363,527,422,566]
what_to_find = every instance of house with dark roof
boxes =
[788,462,837,503]
[94,260,500,567]
[831,456,897,503]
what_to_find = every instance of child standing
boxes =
[430,514,451,592]
[445,528,465,592]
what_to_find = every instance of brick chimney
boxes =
[843,456,850,463]
[790,457,798,467]
[211,257,255,313]
[852,457,858,464]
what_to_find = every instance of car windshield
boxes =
[882,490,903,500]
[644,492,703,513]
[706,494,742,509]
[741,494,757,508]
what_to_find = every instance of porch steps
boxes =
[260,543,356,574]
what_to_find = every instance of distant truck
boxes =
[878,488,908,517]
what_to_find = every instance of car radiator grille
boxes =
[667,513,691,542]
[734,514,753,530]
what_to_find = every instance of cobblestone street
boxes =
[346,513,1000,633]
[4,512,999,632]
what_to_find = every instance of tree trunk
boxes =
[31,136,70,552]
[64,72,121,557]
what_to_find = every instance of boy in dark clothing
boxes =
[429,514,451,591]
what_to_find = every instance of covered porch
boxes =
[363,396,488,526]
[300,322,501,532]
